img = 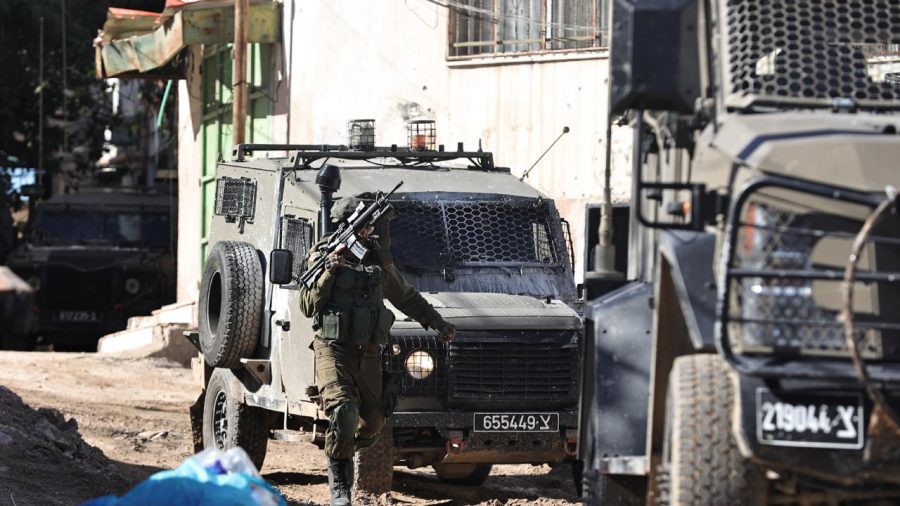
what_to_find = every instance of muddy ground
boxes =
[0,352,579,506]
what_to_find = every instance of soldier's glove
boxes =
[325,247,348,273]
[434,321,456,342]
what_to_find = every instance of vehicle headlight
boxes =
[404,349,435,380]
[729,194,882,358]
[125,277,141,295]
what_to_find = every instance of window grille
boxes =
[214,177,257,222]
[281,217,314,280]
[449,0,609,58]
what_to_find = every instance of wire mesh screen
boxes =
[214,177,257,220]
[727,194,900,360]
[281,217,314,280]
[722,0,900,105]
[389,199,563,268]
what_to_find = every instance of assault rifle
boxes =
[299,181,403,289]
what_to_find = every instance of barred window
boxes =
[449,0,609,58]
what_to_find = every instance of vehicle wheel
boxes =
[199,241,263,368]
[354,424,394,495]
[202,368,270,470]
[433,462,493,486]
[661,354,766,506]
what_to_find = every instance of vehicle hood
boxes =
[697,111,900,193]
[7,245,163,272]
[388,292,582,331]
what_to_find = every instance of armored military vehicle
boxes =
[579,1,900,504]
[6,189,176,349]
[186,124,582,493]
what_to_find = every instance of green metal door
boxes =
[199,44,272,265]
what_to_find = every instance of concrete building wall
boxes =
[176,47,204,302]
[177,0,632,302]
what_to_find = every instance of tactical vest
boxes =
[319,263,396,346]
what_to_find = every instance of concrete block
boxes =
[156,301,196,326]
[97,322,197,367]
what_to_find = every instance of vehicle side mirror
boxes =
[269,249,294,285]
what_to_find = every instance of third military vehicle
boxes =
[187,122,582,493]
[6,189,176,349]
[579,0,900,504]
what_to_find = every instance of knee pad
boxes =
[325,402,360,459]
[331,402,359,441]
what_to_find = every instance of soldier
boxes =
[300,194,455,506]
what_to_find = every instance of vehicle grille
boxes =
[725,185,900,361]
[43,267,115,310]
[388,331,580,409]
[448,333,579,409]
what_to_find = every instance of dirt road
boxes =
[0,352,579,505]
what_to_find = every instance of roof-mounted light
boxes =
[407,119,436,151]
[347,119,375,150]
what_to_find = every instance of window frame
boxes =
[447,0,609,61]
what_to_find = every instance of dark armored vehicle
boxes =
[579,1,900,504]
[187,123,582,493]
[6,189,176,349]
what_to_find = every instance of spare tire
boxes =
[199,241,263,368]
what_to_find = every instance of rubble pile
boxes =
[0,386,122,505]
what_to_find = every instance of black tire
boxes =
[199,241,263,368]
[433,463,493,486]
[354,424,394,495]
[661,355,766,506]
[202,368,270,470]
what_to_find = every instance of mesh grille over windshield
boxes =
[389,198,563,268]
[723,0,899,105]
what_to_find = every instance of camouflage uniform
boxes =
[300,237,444,458]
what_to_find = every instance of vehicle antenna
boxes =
[520,126,569,182]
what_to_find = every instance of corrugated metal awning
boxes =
[95,0,281,79]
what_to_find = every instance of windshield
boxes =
[387,194,577,300]
[35,208,171,246]
[390,196,563,269]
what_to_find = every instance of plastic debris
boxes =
[82,447,287,506]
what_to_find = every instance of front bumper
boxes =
[392,410,578,465]
[734,373,900,486]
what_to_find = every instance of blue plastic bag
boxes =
[82,447,287,506]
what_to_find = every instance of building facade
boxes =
[171,0,630,303]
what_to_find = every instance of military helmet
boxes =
[329,192,396,223]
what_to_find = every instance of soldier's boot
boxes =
[328,457,353,506]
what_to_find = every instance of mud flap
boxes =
[189,390,206,453]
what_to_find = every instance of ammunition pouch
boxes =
[320,306,395,346]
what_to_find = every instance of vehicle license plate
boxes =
[54,310,101,323]
[756,388,864,449]
[474,413,559,432]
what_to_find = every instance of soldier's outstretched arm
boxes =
[383,262,455,341]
